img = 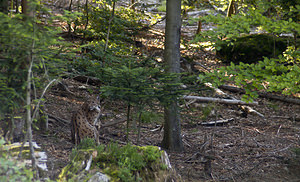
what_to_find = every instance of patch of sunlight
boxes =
[180,44,186,49]
[190,41,215,51]
[256,26,264,32]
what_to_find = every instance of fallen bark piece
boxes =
[183,95,258,106]
[201,118,234,126]
[241,106,264,117]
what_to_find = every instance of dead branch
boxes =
[101,118,127,128]
[47,114,70,126]
[201,118,234,126]
[183,95,258,106]
[204,83,264,117]
[240,105,264,117]
[32,79,57,120]
[55,81,76,96]
[219,85,300,105]
[74,75,101,86]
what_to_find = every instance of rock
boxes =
[59,144,182,182]
[88,172,111,182]
[4,141,49,180]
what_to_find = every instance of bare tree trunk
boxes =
[26,56,39,179]
[104,1,116,52]
[22,2,39,178]
[21,0,28,14]
[227,0,236,17]
[161,0,183,152]
[21,0,34,17]
[67,0,73,36]
[196,19,202,34]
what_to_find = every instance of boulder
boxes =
[59,144,181,182]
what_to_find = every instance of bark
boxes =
[196,19,202,34]
[21,0,28,14]
[161,0,183,152]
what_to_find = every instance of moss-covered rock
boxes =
[216,34,294,64]
[59,143,180,182]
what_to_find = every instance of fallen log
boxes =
[204,83,264,117]
[240,105,264,118]
[183,95,258,106]
[219,85,300,105]
[201,118,234,126]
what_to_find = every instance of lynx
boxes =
[71,96,101,145]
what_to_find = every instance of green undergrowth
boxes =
[61,138,167,182]
[88,4,148,42]
[0,138,35,182]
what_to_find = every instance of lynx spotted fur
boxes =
[71,96,101,145]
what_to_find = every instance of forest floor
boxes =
[33,3,300,182]
[37,32,300,182]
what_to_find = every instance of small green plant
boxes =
[292,148,300,157]
[201,105,214,120]
[77,138,97,150]
[140,145,161,162]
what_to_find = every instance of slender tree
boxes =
[161,0,184,152]
[227,0,236,17]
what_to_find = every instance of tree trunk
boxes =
[21,0,34,17]
[196,19,202,34]
[21,0,28,15]
[104,1,116,52]
[130,0,135,10]
[227,0,236,17]
[161,0,183,152]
